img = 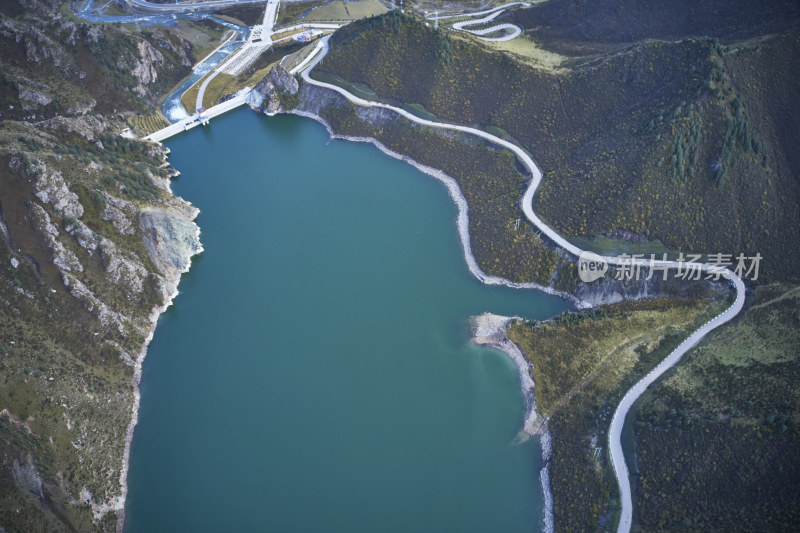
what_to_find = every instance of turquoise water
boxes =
[125,109,570,532]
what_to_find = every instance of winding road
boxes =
[296,36,747,533]
[432,1,532,20]
[450,10,522,41]
[430,1,529,41]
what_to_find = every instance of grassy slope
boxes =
[212,4,265,27]
[276,0,326,26]
[180,40,307,111]
[302,0,388,22]
[316,10,800,281]
[632,283,800,530]
[507,296,727,531]
[126,112,169,137]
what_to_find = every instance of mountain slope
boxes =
[0,1,206,530]
[316,10,800,280]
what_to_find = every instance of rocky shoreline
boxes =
[116,178,203,531]
[289,79,688,309]
[283,99,567,533]
[289,108,586,307]
[469,313,545,437]
[470,312,554,533]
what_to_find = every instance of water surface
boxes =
[125,109,569,532]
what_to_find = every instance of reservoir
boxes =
[125,109,569,532]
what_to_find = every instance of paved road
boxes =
[299,36,747,533]
[608,274,745,531]
[288,38,326,74]
[451,11,522,41]
[431,1,531,20]
[195,0,280,106]
[434,3,527,42]
[274,22,344,33]
[126,0,266,14]
[195,67,222,111]
[216,0,279,75]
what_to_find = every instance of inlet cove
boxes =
[124,109,569,531]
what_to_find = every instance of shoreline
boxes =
[115,193,203,533]
[288,105,563,532]
[295,39,746,532]
[470,312,554,533]
[289,109,585,309]
[469,313,542,438]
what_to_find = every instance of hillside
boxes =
[507,284,800,531]
[505,0,800,53]
[315,10,800,281]
[507,295,727,531]
[632,283,800,530]
[309,7,800,531]
[0,0,199,119]
[0,1,207,530]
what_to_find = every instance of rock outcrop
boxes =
[100,192,137,236]
[30,202,84,273]
[139,205,203,298]
[33,167,84,219]
[99,238,148,294]
[248,65,299,115]
[122,40,165,97]
[61,272,130,334]
[19,87,53,108]
[64,217,99,252]
[12,456,44,502]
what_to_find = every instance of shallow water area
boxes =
[125,109,569,532]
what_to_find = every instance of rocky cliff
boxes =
[0,1,204,530]
[247,64,299,115]
[0,114,202,531]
